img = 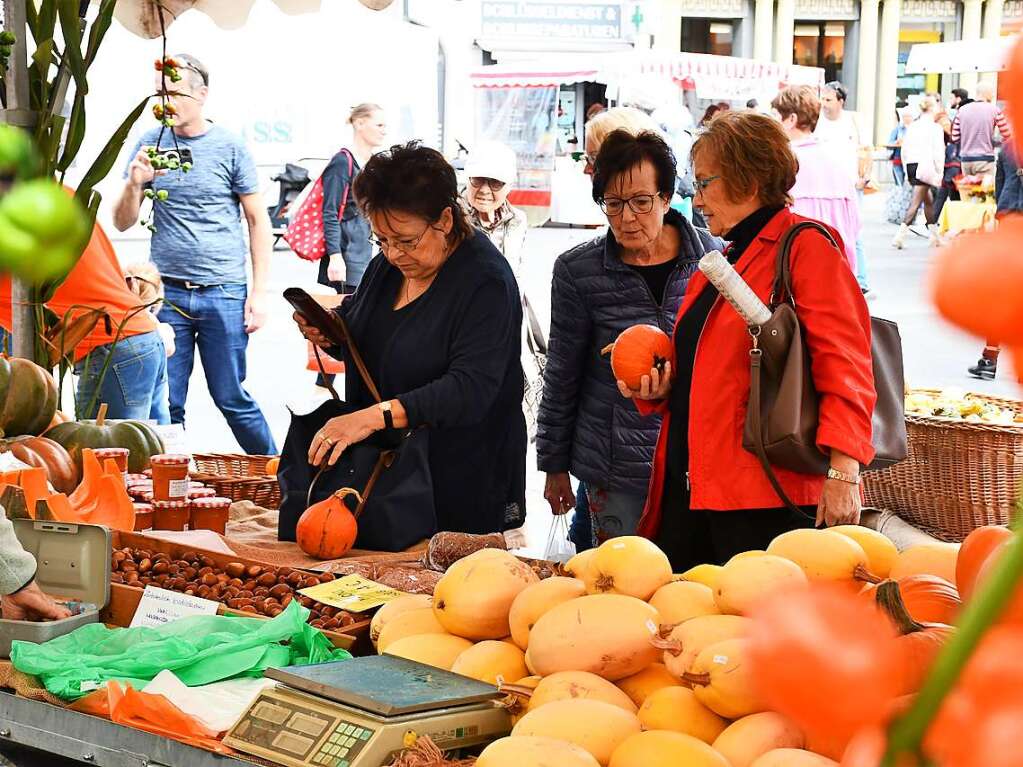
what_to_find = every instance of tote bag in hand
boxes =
[284,150,354,262]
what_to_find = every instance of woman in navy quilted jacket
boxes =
[537,130,721,544]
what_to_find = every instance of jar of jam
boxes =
[128,481,153,501]
[94,448,130,483]
[187,486,216,501]
[133,503,153,531]
[151,455,190,502]
[153,499,190,531]
[189,497,231,534]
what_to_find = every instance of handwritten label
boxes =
[130,585,219,628]
[298,574,403,612]
[167,478,190,499]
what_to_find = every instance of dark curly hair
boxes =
[353,141,471,245]
[590,129,677,205]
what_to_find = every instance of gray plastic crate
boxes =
[0,520,111,657]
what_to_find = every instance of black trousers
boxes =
[655,475,815,571]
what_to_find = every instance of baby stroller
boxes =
[268,163,311,248]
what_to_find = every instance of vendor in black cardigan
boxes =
[295,142,527,535]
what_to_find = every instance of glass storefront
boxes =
[681,18,737,55]
[897,26,946,103]
[793,21,847,83]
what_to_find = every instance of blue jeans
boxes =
[75,330,169,422]
[160,283,277,454]
[569,480,594,552]
[586,485,646,544]
[855,189,869,291]
[892,163,906,186]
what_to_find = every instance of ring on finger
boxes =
[322,436,334,446]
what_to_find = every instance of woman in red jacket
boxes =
[620,111,876,570]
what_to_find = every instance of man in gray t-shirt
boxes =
[113,53,276,455]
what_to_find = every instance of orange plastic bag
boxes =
[71,681,235,755]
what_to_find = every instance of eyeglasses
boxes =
[469,177,506,192]
[583,154,596,170]
[597,194,661,216]
[181,64,209,87]
[694,176,721,195]
[370,225,432,255]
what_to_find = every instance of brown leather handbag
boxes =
[742,221,908,512]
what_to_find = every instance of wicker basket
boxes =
[191,453,281,510]
[863,390,1023,542]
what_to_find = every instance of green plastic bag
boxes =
[10,600,351,700]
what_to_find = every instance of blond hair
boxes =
[586,106,658,149]
[349,103,383,125]
[771,86,821,132]
[918,97,936,114]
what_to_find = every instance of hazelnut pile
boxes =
[110,547,359,631]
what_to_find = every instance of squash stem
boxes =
[882,502,1023,766]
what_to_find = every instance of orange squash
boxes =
[33,448,135,530]
[296,488,361,560]
[265,457,280,476]
[874,580,953,695]
[18,466,49,518]
[956,525,1012,601]
[863,574,960,626]
[601,324,673,390]
[0,436,79,494]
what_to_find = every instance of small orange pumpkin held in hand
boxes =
[296,487,362,560]
[602,324,673,390]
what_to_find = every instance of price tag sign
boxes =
[130,585,220,628]
[298,574,403,612]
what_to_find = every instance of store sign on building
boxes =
[901,0,958,20]
[481,2,625,40]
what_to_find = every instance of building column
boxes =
[857,0,880,148]
[774,0,795,64]
[655,0,683,51]
[753,0,774,61]
[960,0,984,95]
[981,0,1005,88]
[875,0,902,145]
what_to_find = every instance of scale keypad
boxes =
[310,722,373,766]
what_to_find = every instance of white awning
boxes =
[904,36,1018,74]
[469,65,603,89]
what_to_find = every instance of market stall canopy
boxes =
[904,36,1019,74]
[104,0,346,38]
[470,51,825,101]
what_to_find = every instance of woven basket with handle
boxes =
[862,389,1023,541]
[191,453,281,510]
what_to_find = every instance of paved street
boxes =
[106,194,1018,554]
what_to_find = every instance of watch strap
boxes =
[379,401,394,430]
[827,467,861,485]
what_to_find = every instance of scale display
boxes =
[224,656,511,767]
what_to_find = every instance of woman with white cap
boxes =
[462,141,528,280]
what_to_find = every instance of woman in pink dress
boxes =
[771,86,860,273]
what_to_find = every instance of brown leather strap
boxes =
[312,345,342,402]
[773,221,841,307]
[353,451,391,520]
[336,314,383,404]
[748,345,815,520]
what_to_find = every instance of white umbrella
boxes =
[109,0,393,39]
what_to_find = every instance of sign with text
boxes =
[298,574,403,613]
[130,585,220,628]
[481,2,624,40]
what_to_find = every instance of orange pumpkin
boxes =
[956,525,1012,601]
[265,457,280,476]
[0,435,79,494]
[874,581,953,695]
[863,575,960,626]
[602,324,673,390]
[48,410,73,430]
[296,487,361,559]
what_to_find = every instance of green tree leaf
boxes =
[85,0,116,69]
[56,0,87,96]
[74,96,149,202]
[56,88,85,174]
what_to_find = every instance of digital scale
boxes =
[224,655,511,767]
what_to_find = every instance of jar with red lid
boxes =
[133,503,153,531]
[94,448,129,480]
[128,482,153,501]
[187,486,216,501]
[190,497,231,534]
[151,454,190,501]
[153,499,189,531]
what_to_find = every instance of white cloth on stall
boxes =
[142,670,275,733]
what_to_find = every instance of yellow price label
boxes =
[297,574,404,612]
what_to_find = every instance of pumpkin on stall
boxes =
[656,614,751,678]
[829,526,899,580]
[766,529,877,585]
[477,736,600,767]
[616,663,680,707]
[637,686,727,744]
[712,712,805,767]
[648,580,719,632]
[0,356,58,437]
[584,535,672,601]
[47,410,72,430]
[369,594,432,647]
[601,324,673,390]
[45,404,165,473]
[295,488,361,560]
[889,543,959,583]
[682,638,766,719]
[450,641,529,685]
[0,436,79,493]
[714,554,807,616]
[956,525,1012,600]
[874,580,954,695]
[527,671,638,714]
[265,457,280,476]
[508,576,587,650]
[864,574,961,625]
[382,633,473,670]
[609,730,732,767]
[512,698,642,766]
